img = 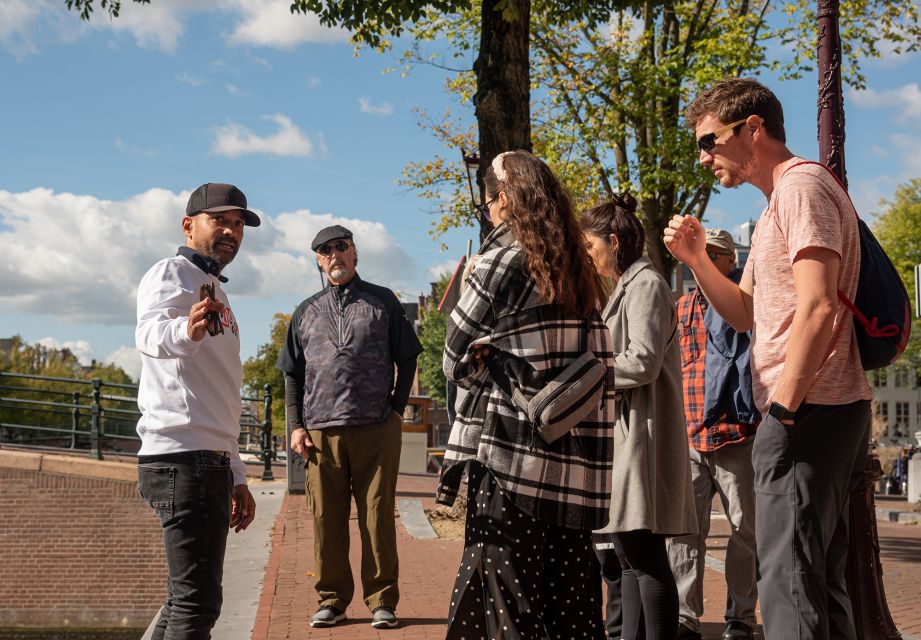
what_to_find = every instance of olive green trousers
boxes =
[305,411,402,612]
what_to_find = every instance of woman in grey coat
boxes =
[581,195,697,640]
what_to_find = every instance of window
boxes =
[895,367,911,388]
[894,402,910,438]
[872,368,888,388]
[879,402,889,425]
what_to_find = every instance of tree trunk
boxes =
[474,0,532,241]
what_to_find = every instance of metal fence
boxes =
[0,371,277,480]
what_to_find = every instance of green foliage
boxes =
[0,336,136,439]
[64,0,150,20]
[417,273,453,406]
[397,0,920,278]
[242,313,291,436]
[873,178,921,372]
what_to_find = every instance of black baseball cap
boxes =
[311,225,354,252]
[186,183,261,227]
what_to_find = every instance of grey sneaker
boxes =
[371,606,399,629]
[310,605,346,627]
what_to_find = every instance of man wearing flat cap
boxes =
[277,224,422,630]
[135,182,259,639]
[667,228,759,640]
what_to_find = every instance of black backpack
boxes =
[785,162,911,370]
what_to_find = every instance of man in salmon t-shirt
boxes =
[663,78,872,640]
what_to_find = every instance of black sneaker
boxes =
[677,622,702,640]
[371,606,399,629]
[310,605,346,627]
[722,620,754,640]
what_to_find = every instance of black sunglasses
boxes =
[317,240,352,256]
[707,251,734,261]
[696,118,748,153]
[478,197,496,223]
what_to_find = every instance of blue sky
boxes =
[1,0,918,379]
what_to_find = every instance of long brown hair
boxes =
[484,150,607,317]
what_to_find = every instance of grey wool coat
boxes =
[595,257,697,537]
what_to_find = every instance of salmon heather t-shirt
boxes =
[743,159,872,413]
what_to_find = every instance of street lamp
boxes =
[461,149,481,211]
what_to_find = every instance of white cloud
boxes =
[226,0,347,48]
[890,133,921,177]
[426,258,461,282]
[105,345,141,381]
[358,97,395,117]
[176,71,205,86]
[211,113,315,158]
[225,83,244,96]
[35,337,95,366]
[848,83,921,119]
[0,187,418,324]
[114,136,156,158]
[306,76,321,89]
[0,0,46,57]
[89,0,206,53]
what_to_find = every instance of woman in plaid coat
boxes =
[436,150,617,640]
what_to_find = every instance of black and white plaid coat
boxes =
[435,225,616,530]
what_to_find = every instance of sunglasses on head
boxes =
[696,118,749,153]
[317,240,351,256]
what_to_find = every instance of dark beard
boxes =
[208,243,238,267]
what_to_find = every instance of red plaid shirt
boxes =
[677,288,757,452]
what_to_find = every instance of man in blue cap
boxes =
[277,224,422,630]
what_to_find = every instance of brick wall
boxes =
[0,451,165,630]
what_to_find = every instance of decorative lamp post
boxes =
[817,2,901,637]
[462,149,489,239]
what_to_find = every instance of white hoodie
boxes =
[135,253,246,486]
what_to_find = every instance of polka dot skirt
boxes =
[445,462,605,640]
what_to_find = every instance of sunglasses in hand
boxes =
[199,283,224,337]
[317,240,352,257]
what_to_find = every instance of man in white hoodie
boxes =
[135,183,258,640]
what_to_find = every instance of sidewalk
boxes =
[253,474,921,640]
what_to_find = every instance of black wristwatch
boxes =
[768,401,797,422]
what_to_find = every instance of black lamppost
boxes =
[462,149,489,240]
[817,2,901,636]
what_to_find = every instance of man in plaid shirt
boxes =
[668,229,759,640]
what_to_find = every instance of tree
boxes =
[0,336,135,440]
[417,273,452,406]
[242,313,291,436]
[400,0,920,277]
[64,0,149,20]
[295,0,658,240]
[873,178,921,372]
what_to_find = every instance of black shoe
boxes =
[677,622,702,640]
[722,620,754,640]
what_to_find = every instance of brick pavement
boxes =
[253,474,921,640]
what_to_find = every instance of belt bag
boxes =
[487,351,608,444]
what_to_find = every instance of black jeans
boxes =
[753,401,870,640]
[138,450,232,640]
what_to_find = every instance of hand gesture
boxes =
[290,427,314,459]
[471,345,491,370]
[187,298,225,342]
[663,214,708,268]
[230,484,256,532]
